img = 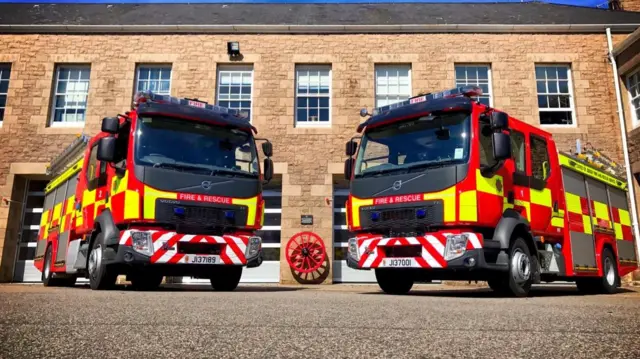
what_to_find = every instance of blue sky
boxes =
[0,0,611,7]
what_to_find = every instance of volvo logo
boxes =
[201,181,213,190]
[392,180,402,191]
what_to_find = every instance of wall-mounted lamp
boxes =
[227,41,241,57]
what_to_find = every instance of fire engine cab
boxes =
[344,85,638,297]
[34,91,274,291]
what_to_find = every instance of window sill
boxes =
[49,122,86,129]
[294,122,332,129]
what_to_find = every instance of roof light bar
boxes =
[133,91,249,120]
[361,85,483,117]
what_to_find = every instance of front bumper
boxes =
[108,230,263,268]
[345,232,506,272]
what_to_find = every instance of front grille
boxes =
[359,201,443,230]
[155,200,248,232]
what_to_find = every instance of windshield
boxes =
[354,112,471,177]
[134,116,259,177]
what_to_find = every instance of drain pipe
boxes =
[606,27,640,258]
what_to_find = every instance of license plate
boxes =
[382,258,415,267]
[185,255,219,264]
[187,100,206,108]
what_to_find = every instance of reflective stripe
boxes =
[143,185,178,219]
[476,170,503,196]
[350,196,374,228]
[618,209,631,226]
[232,196,258,226]
[424,186,456,222]
[551,217,565,227]
[530,188,552,207]
[459,190,477,222]
[565,193,582,214]
[583,215,593,235]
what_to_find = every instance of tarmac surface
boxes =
[0,282,639,359]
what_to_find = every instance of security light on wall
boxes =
[227,41,240,57]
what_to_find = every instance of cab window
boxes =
[510,131,526,173]
[530,135,551,181]
[479,122,496,168]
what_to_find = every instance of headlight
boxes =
[245,236,262,259]
[347,238,359,261]
[444,234,468,261]
[131,231,154,256]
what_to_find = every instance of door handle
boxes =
[553,201,559,212]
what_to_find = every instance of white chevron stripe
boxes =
[467,233,482,248]
[425,235,445,255]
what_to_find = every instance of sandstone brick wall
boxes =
[0,33,633,283]
[622,0,640,12]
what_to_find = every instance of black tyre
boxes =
[130,272,164,291]
[504,237,534,298]
[577,248,619,295]
[375,269,414,295]
[210,266,243,291]
[42,245,60,287]
[87,233,118,290]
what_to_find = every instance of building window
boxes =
[50,65,91,127]
[535,64,575,126]
[455,65,492,106]
[0,64,9,125]
[135,65,171,95]
[375,65,411,107]
[295,65,331,126]
[216,65,253,120]
[626,68,640,128]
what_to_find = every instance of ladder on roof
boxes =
[46,134,91,177]
[563,139,626,179]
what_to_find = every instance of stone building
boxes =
[1,1,640,285]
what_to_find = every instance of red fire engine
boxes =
[343,85,638,297]
[34,91,274,291]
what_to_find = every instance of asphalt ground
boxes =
[0,283,639,359]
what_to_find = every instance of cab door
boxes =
[79,138,109,233]
[528,133,560,237]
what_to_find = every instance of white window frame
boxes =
[0,64,10,127]
[626,67,640,129]
[535,64,577,128]
[134,64,172,96]
[374,64,412,108]
[215,64,254,122]
[454,64,493,107]
[294,65,332,128]
[49,64,91,128]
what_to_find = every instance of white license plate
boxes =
[382,258,415,267]
[185,255,220,264]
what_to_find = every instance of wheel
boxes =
[130,272,163,291]
[504,237,534,297]
[210,266,243,291]
[87,233,118,290]
[374,269,414,295]
[285,232,326,274]
[577,248,619,295]
[42,245,60,287]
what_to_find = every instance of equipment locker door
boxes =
[528,134,561,239]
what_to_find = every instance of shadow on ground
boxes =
[71,283,306,293]
[359,285,637,298]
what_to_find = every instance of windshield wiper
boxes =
[356,160,457,178]
[210,168,258,178]
[153,162,213,175]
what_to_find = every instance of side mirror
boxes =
[344,158,355,181]
[263,158,274,183]
[101,117,119,134]
[262,141,273,158]
[492,132,512,161]
[345,140,358,156]
[97,137,117,163]
[490,111,508,130]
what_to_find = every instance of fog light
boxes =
[444,234,468,261]
[466,257,476,267]
[124,252,134,262]
[245,236,262,259]
[347,238,360,261]
[131,231,154,256]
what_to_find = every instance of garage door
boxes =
[332,188,376,283]
[181,182,282,284]
[12,179,47,282]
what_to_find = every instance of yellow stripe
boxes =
[39,209,50,227]
[618,209,631,226]
[551,217,564,227]
[143,186,178,219]
[614,223,623,240]
[45,158,84,194]
[232,196,258,226]
[476,169,503,196]
[583,215,593,234]
[593,201,610,221]
[111,171,128,195]
[350,197,374,228]
[530,188,552,207]
[558,154,627,191]
[459,190,477,222]
[565,193,582,214]
[124,190,140,220]
[515,199,531,221]
[424,186,456,222]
